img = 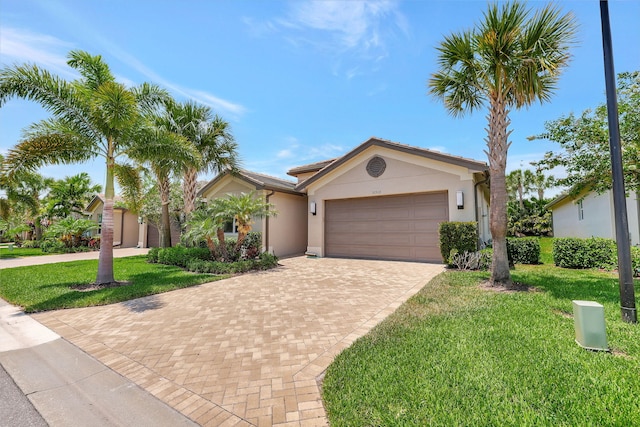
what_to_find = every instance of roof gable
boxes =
[295,137,487,191]
[197,169,303,197]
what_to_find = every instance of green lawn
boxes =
[0,247,50,259]
[322,247,640,426]
[0,256,222,312]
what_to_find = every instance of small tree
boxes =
[183,199,229,260]
[221,192,276,251]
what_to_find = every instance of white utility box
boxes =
[572,300,608,351]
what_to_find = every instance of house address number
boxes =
[372,190,382,194]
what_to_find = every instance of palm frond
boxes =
[4,120,98,178]
[114,162,144,213]
[0,64,100,141]
[66,50,115,91]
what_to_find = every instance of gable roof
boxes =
[197,169,303,197]
[294,137,488,191]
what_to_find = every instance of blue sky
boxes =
[1,0,639,192]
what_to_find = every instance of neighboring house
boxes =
[85,194,140,248]
[547,189,640,246]
[201,137,491,262]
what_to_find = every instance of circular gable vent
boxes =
[366,156,386,178]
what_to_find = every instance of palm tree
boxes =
[222,192,276,252]
[1,170,53,240]
[429,1,576,288]
[127,125,201,248]
[158,100,239,215]
[0,50,168,284]
[46,172,102,219]
[506,169,534,210]
[183,199,229,259]
[531,170,555,201]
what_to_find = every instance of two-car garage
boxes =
[324,191,449,262]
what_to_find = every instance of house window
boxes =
[577,200,584,221]
[223,219,238,233]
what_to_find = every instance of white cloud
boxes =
[249,0,409,79]
[0,27,76,77]
[1,21,246,119]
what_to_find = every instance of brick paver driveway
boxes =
[33,256,443,426]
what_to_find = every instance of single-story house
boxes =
[547,189,640,246]
[85,194,141,248]
[199,137,491,262]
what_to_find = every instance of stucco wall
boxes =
[200,177,264,235]
[304,147,484,256]
[266,191,308,257]
[552,190,639,246]
[121,211,140,248]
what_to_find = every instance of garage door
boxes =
[325,192,448,262]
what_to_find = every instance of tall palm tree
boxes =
[506,169,534,210]
[531,170,555,201]
[0,50,168,284]
[429,1,576,288]
[127,125,200,248]
[158,100,238,215]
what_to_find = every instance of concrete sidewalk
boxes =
[0,298,196,427]
[0,247,150,269]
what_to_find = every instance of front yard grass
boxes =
[323,258,640,425]
[0,247,49,259]
[0,255,222,312]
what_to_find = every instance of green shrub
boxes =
[21,240,41,249]
[41,239,66,253]
[156,246,211,268]
[185,252,278,274]
[507,237,540,264]
[242,232,262,259]
[632,246,640,277]
[439,222,477,264]
[147,247,160,263]
[553,237,617,269]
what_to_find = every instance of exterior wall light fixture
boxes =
[310,201,317,215]
[456,191,464,210]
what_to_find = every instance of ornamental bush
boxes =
[439,222,477,264]
[156,246,211,268]
[506,237,540,264]
[553,237,617,269]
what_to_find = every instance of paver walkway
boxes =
[33,256,443,426]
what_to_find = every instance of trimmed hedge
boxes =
[632,246,640,276]
[439,222,477,264]
[507,237,540,265]
[553,237,617,269]
[147,245,278,274]
[148,246,211,267]
[186,253,278,274]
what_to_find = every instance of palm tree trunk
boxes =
[216,227,227,261]
[96,154,116,284]
[183,168,198,215]
[34,218,42,241]
[487,94,513,288]
[158,175,172,248]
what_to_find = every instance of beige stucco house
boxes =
[85,194,141,248]
[201,137,490,262]
[547,189,640,246]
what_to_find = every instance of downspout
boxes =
[474,172,490,250]
[265,190,275,254]
[120,209,125,247]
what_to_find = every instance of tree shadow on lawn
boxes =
[26,270,214,313]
